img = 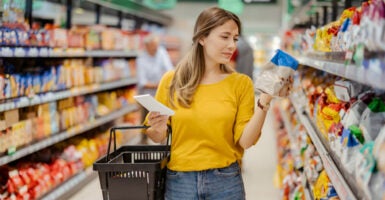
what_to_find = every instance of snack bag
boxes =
[340,126,363,174]
[254,49,299,97]
[355,142,377,198]
[359,98,385,141]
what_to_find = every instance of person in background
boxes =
[229,35,254,80]
[144,7,282,200]
[235,36,255,80]
[136,34,174,123]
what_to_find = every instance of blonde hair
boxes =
[169,7,241,108]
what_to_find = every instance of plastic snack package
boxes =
[359,98,385,141]
[373,125,385,171]
[355,142,376,199]
[254,49,299,97]
[367,172,385,200]
[333,80,363,102]
[313,170,330,199]
[341,100,367,128]
[329,122,344,156]
[340,126,363,174]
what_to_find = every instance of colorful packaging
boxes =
[340,126,363,174]
[254,49,299,97]
[333,80,363,102]
[359,98,385,141]
[355,142,376,198]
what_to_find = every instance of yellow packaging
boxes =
[313,170,330,199]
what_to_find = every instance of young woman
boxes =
[145,7,273,200]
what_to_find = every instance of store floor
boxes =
[69,110,281,200]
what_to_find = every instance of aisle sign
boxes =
[143,0,176,10]
[219,0,244,15]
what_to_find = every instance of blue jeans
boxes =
[165,162,245,200]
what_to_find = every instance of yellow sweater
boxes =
[153,71,255,171]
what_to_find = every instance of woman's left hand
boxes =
[277,75,294,97]
[146,112,169,142]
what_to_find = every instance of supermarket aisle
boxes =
[242,110,281,199]
[69,111,280,200]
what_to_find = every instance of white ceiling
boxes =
[161,2,283,35]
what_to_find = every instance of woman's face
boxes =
[199,20,239,66]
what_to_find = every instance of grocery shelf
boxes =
[0,105,138,166]
[0,78,137,112]
[290,93,365,200]
[0,48,138,58]
[85,0,173,26]
[51,50,138,58]
[278,105,314,200]
[40,167,97,200]
[298,56,385,90]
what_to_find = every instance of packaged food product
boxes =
[254,49,298,97]
[359,98,385,141]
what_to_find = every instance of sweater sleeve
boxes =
[233,75,255,144]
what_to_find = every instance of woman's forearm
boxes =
[145,126,168,143]
[239,93,273,149]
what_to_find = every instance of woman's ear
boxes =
[198,38,205,46]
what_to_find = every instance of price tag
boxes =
[345,65,356,80]
[31,96,40,105]
[1,47,14,57]
[5,102,14,111]
[17,97,29,108]
[345,50,353,60]
[45,92,55,102]
[39,48,49,57]
[14,48,26,57]
[7,146,16,155]
[28,48,39,57]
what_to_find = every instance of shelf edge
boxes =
[0,105,138,166]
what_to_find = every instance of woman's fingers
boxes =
[148,112,168,127]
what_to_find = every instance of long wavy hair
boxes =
[169,7,241,108]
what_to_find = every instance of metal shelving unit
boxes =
[289,92,369,200]
[298,56,385,90]
[0,78,137,112]
[85,0,173,26]
[40,167,97,200]
[278,106,315,200]
[0,48,138,58]
[0,104,138,166]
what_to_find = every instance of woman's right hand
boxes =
[146,112,169,143]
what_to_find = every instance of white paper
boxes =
[134,94,175,116]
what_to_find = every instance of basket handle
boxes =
[106,125,172,162]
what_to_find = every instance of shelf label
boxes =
[7,146,16,155]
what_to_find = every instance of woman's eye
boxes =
[222,36,229,39]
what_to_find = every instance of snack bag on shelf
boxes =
[329,122,344,156]
[372,140,385,200]
[373,125,385,173]
[360,0,385,51]
[313,170,330,199]
[341,100,367,128]
[340,125,364,174]
[49,28,68,49]
[254,49,298,97]
[359,98,385,141]
[355,142,378,199]
[333,80,363,102]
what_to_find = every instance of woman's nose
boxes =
[228,40,237,50]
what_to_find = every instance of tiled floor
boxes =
[69,110,281,200]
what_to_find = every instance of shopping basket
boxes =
[93,125,171,200]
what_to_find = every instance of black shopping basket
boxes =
[93,125,171,200]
